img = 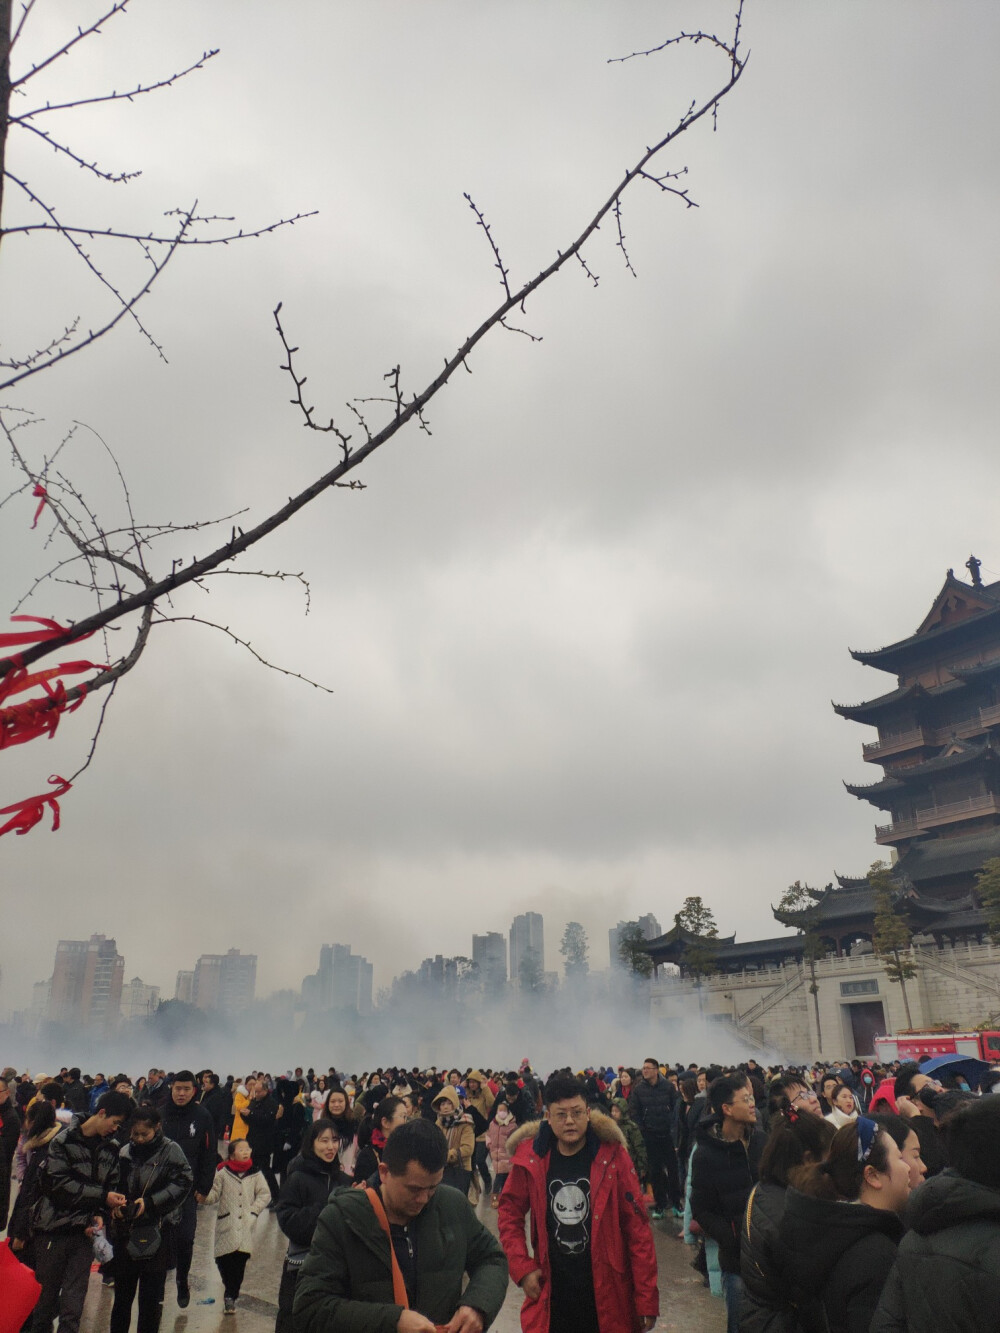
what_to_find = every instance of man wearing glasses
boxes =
[690,1075,766,1333]
[498,1073,658,1333]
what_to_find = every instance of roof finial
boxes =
[966,554,983,587]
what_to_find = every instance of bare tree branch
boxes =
[151,611,333,693]
[12,47,218,118]
[10,0,129,89]
[2,10,747,684]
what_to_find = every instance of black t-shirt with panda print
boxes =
[546,1141,598,1333]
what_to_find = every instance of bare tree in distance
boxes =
[1,1,747,833]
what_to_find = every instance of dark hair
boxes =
[301,1118,340,1160]
[759,1109,835,1187]
[375,1095,405,1131]
[679,1075,699,1104]
[709,1074,750,1117]
[40,1081,64,1106]
[382,1116,448,1176]
[130,1106,162,1129]
[893,1062,922,1101]
[945,1097,1000,1188]
[95,1091,133,1119]
[25,1100,57,1136]
[643,1057,660,1068]
[172,1070,197,1087]
[794,1120,891,1201]
[929,1089,976,1123]
[204,1073,220,1091]
[543,1074,588,1106]
[68,1067,81,1080]
[767,1072,811,1118]
[871,1112,917,1155]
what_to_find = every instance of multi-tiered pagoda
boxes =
[647,561,995,977]
[830,557,999,938]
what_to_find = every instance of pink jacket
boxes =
[485,1114,516,1175]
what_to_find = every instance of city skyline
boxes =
[8,907,670,1023]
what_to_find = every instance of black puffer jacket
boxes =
[690,1118,765,1273]
[630,1074,677,1136]
[740,1180,796,1333]
[871,1170,1000,1333]
[117,1133,193,1223]
[777,1188,902,1333]
[33,1116,121,1233]
[161,1099,217,1196]
[276,1151,351,1263]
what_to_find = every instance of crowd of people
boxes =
[1,1050,999,1333]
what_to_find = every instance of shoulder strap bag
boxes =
[364,1187,409,1308]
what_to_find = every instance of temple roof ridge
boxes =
[850,572,1000,671]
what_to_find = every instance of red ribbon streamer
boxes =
[31,482,48,529]
[0,775,71,837]
[0,614,94,654]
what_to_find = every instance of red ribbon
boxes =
[31,482,48,529]
[0,775,71,837]
[0,614,94,655]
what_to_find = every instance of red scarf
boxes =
[220,1158,253,1173]
[371,1127,387,1152]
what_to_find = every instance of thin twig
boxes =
[152,612,334,692]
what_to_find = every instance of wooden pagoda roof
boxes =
[844,739,999,808]
[850,573,1000,673]
[892,826,1000,885]
[832,676,968,723]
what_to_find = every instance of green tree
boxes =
[675,895,719,977]
[560,922,590,980]
[518,947,545,995]
[777,880,828,1051]
[453,956,483,1003]
[144,999,208,1043]
[674,896,719,1013]
[870,861,916,1029]
[617,923,654,979]
[975,857,1000,942]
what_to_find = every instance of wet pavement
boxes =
[78,1198,725,1333]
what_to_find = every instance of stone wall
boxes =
[649,938,1000,1063]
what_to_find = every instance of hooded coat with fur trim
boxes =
[433,1085,475,1170]
[497,1111,659,1333]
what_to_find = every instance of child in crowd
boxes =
[204,1138,271,1313]
[485,1101,516,1207]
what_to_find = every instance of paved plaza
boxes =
[76,1196,725,1333]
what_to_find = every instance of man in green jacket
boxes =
[294,1116,509,1333]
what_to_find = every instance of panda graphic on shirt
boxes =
[549,1175,591,1256]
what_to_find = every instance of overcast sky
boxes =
[3,1,1000,1016]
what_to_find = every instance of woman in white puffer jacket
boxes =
[204,1138,272,1312]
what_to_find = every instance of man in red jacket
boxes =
[498,1072,658,1333]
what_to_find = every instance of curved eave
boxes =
[832,684,922,722]
[850,605,1000,672]
[951,658,1000,682]
[843,778,900,810]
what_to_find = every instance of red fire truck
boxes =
[874,1029,1000,1063]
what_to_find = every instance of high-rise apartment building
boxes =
[509,912,544,986]
[301,943,373,1015]
[46,934,125,1029]
[472,932,508,990]
[191,948,257,1017]
[174,970,195,1004]
[609,913,662,968]
[121,976,160,1020]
